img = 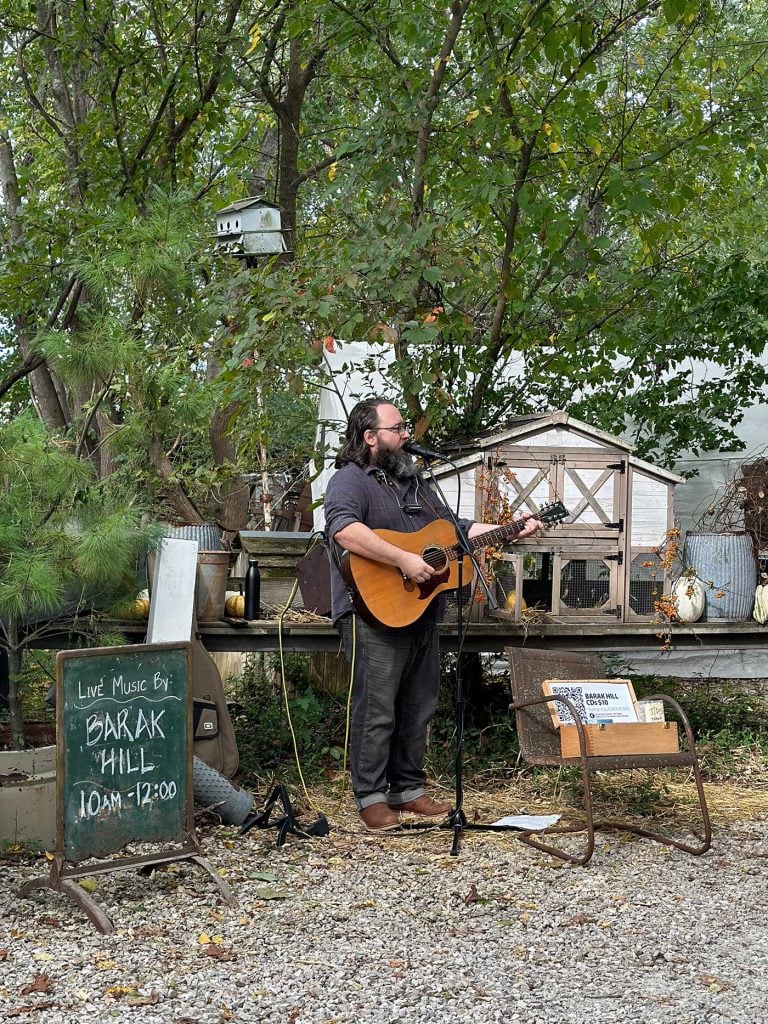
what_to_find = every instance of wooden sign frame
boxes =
[20,642,233,933]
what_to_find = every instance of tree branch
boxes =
[0,352,46,401]
[411,0,470,229]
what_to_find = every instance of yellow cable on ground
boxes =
[274,541,355,817]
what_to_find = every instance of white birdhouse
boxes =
[214,197,287,258]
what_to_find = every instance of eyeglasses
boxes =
[375,422,409,435]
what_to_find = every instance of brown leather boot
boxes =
[392,795,452,817]
[359,803,400,831]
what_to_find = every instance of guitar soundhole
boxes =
[422,545,448,572]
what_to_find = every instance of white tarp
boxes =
[673,405,768,537]
[311,342,395,532]
[603,646,768,679]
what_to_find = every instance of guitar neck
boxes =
[450,516,533,561]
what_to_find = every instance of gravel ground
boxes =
[1,787,767,1024]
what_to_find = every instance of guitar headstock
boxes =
[537,501,570,527]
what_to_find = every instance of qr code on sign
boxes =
[548,684,588,725]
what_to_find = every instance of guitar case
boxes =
[189,634,239,780]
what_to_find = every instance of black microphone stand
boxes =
[411,452,499,856]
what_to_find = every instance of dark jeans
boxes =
[337,613,441,810]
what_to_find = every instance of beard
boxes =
[373,448,420,479]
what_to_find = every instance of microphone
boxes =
[402,440,447,462]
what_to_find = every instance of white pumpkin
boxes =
[671,576,705,623]
[753,584,768,625]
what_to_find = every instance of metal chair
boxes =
[506,648,712,865]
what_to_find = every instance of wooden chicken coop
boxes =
[433,411,682,624]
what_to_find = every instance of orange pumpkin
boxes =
[225,592,245,618]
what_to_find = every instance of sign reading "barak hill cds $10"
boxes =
[542,679,639,727]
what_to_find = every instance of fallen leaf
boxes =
[77,877,98,893]
[20,974,54,996]
[106,984,139,998]
[5,1000,56,1016]
[198,932,211,945]
[564,913,597,926]
[201,943,233,961]
[698,973,733,993]
[253,886,289,900]
[0,949,8,961]
[125,990,159,1006]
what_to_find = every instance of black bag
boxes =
[189,637,239,779]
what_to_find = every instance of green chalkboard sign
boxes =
[56,643,192,863]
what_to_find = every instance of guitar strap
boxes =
[327,527,359,611]
[327,528,345,572]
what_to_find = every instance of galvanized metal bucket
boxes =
[148,525,229,620]
[161,523,223,550]
[683,532,757,620]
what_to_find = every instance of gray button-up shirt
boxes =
[323,462,474,623]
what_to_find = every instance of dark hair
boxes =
[335,397,390,468]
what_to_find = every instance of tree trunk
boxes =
[0,122,71,430]
[148,438,206,524]
[209,401,251,537]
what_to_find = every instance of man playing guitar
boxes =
[324,398,543,831]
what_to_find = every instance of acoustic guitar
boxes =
[339,501,569,629]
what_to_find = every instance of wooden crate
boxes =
[559,721,679,758]
[237,531,313,576]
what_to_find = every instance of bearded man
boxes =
[324,398,541,830]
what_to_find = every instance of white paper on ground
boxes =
[491,813,562,830]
